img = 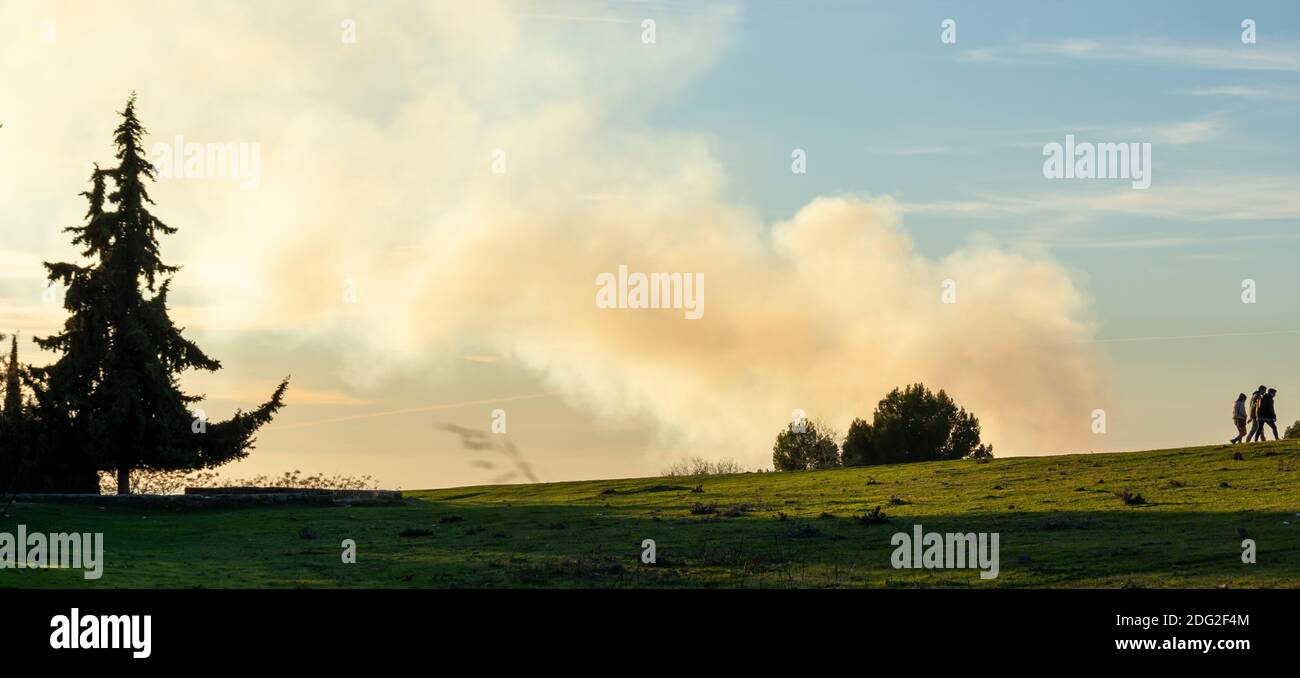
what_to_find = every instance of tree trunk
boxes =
[116,466,130,495]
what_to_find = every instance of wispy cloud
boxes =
[902,176,1300,222]
[1032,233,1300,250]
[1176,252,1244,262]
[275,392,564,431]
[957,47,1015,64]
[971,115,1221,150]
[1085,328,1300,345]
[960,38,1300,73]
[206,386,372,406]
[1135,118,1219,145]
[1176,85,1300,101]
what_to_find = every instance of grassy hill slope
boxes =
[3,441,1299,588]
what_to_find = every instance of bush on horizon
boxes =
[772,419,841,471]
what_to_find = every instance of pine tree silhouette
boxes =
[2,334,20,423]
[32,93,289,495]
[0,333,20,494]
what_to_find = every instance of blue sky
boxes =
[648,1,1300,450]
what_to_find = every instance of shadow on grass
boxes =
[390,501,1299,588]
[3,492,1296,589]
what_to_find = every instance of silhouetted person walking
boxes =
[1247,386,1266,442]
[1230,393,1248,443]
[1256,388,1280,441]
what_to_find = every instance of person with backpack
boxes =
[1230,393,1249,443]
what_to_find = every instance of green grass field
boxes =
[3,441,1299,588]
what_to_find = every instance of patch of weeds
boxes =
[691,483,704,494]
[399,528,434,537]
[1114,488,1146,505]
[463,527,485,536]
[1219,481,1231,488]
[633,484,688,494]
[690,502,717,515]
[439,515,464,524]
[297,527,319,540]
[855,506,890,525]
[1167,479,1187,488]
[719,504,752,518]
[888,495,911,506]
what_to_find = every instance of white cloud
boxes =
[1,1,1106,464]
[1138,119,1219,145]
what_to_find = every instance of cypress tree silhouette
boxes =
[2,332,18,410]
[0,333,22,493]
[32,93,289,494]
[2,335,19,425]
